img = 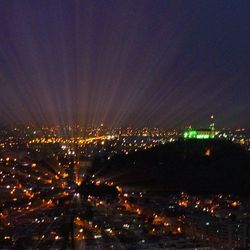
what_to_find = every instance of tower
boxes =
[209,115,215,138]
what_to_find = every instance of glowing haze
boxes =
[0,0,249,128]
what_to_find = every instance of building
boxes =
[183,116,216,140]
[185,213,249,249]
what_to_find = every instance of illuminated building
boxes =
[183,115,216,139]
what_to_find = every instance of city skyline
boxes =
[1,2,250,249]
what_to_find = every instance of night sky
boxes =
[0,0,249,128]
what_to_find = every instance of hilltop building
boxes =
[183,116,216,139]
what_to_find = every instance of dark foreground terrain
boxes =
[92,140,250,196]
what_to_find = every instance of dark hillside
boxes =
[92,140,250,196]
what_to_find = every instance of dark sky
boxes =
[0,0,249,128]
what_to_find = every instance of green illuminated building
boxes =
[183,116,216,140]
[183,129,214,139]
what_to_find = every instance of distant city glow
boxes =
[0,1,249,249]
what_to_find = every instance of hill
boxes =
[91,140,250,196]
